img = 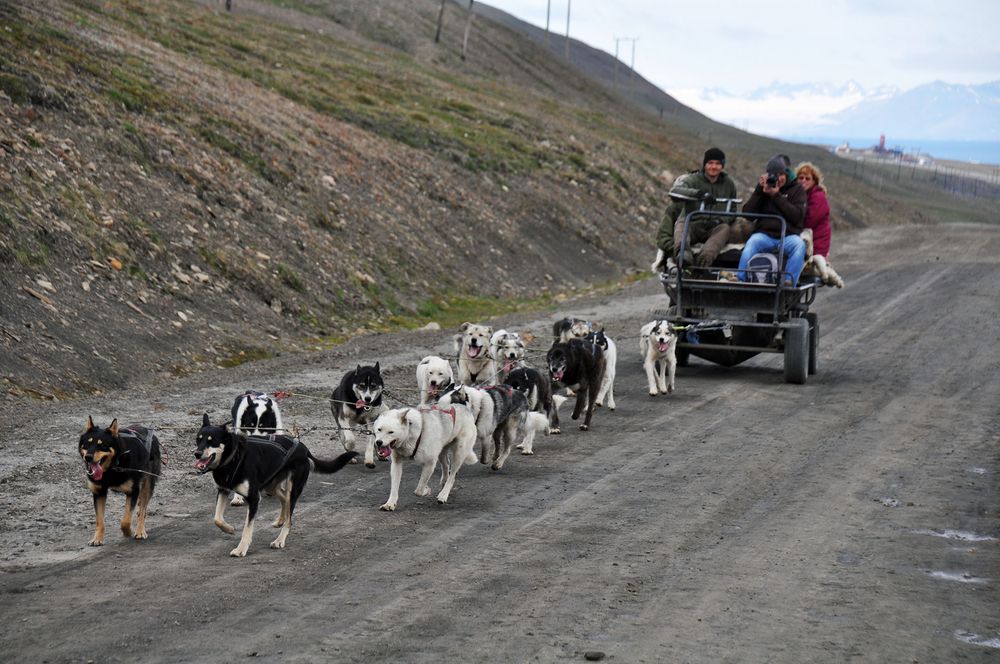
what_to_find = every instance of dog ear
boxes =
[374,361,380,374]
[202,412,210,427]
[84,415,96,433]
[108,418,119,438]
[460,322,471,332]
[356,364,362,374]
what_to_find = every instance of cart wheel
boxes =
[805,312,819,375]
[784,318,809,384]
[676,347,690,367]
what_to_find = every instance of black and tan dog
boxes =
[193,414,356,557]
[546,338,605,431]
[78,417,162,546]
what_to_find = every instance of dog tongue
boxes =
[193,458,209,471]
[467,346,480,358]
[355,399,367,409]
[658,341,670,352]
[504,360,514,373]
[88,462,103,481]
[377,445,392,459]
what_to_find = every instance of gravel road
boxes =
[1,223,998,663]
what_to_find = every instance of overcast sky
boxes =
[486,0,999,95]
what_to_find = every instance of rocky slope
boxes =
[0,0,985,400]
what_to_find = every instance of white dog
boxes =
[438,384,528,471]
[585,329,617,410]
[801,228,845,288]
[372,405,477,511]
[490,329,527,379]
[416,355,454,405]
[455,322,497,385]
[516,411,553,456]
[639,320,677,396]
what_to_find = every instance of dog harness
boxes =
[410,406,457,459]
[248,435,301,487]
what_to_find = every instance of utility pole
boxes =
[564,0,571,61]
[613,37,620,89]
[545,0,551,47]
[614,37,637,88]
[434,0,446,44]
[461,0,474,61]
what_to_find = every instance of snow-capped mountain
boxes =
[667,80,998,142]
[798,80,1000,141]
[667,80,899,136]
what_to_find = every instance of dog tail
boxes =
[309,450,358,474]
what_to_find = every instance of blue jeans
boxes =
[738,232,807,285]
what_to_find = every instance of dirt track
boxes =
[1,223,998,663]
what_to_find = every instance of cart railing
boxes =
[675,209,791,323]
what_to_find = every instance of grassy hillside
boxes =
[0,0,992,398]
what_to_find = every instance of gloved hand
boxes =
[700,191,716,205]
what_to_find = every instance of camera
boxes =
[765,173,779,187]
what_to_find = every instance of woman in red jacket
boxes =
[796,162,844,287]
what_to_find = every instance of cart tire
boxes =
[676,347,690,367]
[806,312,819,375]
[784,318,809,384]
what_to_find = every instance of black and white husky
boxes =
[439,384,528,470]
[232,391,283,436]
[193,414,356,557]
[229,391,284,506]
[331,363,387,468]
[639,320,677,396]
[584,329,617,411]
[504,367,561,434]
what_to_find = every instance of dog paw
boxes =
[88,538,104,547]
[271,518,285,528]
[550,427,561,435]
[134,530,148,540]
[120,525,133,537]
[667,385,674,394]
[379,502,396,511]
[349,457,359,464]
[230,495,246,507]
[520,450,534,455]
[365,462,376,469]
[229,547,248,557]
[215,519,236,535]
[649,390,658,397]
[608,405,616,411]
[416,487,431,497]
[579,424,589,431]
[269,539,286,549]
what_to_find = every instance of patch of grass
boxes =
[14,245,49,267]
[276,263,305,292]
[0,73,29,104]
[217,347,274,369]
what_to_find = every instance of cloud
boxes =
[894,50,1000,80]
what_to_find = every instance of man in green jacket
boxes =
[655,147,739,268]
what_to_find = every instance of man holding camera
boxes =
[738,154,808,285]
[655,147,739,269]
